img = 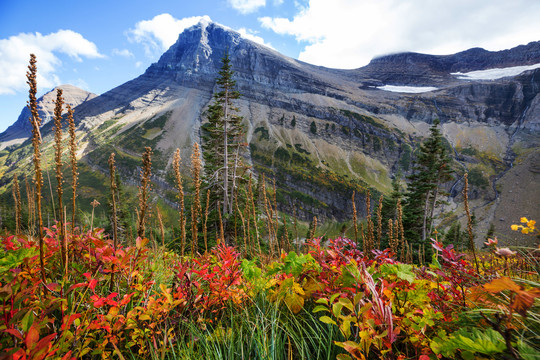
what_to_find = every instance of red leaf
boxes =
[4,328,23,340]
[12,349,26,360]
[68,283,87,292]
[88,279,98,291]
[30,333,56,360]
[25,323,39,349]
[61,314,82,331]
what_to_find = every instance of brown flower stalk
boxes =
[310,216,317,240]
[137,147,153,239]
[25,175,35,234]
[12,174,22,234]
[191,143,202,256]
[352,191,358,245]
[218,201,225,245]
[387,218,395,254]
[376,195,383,250]
[463,173,480,273]
[27,54,46,288]
[157,207,165,247]
[396,199,405,260]
[204,189,210,252]
[365,190,374,257]
[66,105,78,231]
[247,173,261,255]
[53,89,66,267]
[172,149,186,256]
[108,153,118,249]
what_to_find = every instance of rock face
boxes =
[1,20,538,243]
[0,84,97,146]
[355,41,540,86]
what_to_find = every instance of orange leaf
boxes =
[25,323,39,349]
[483,277,520,294]
[512,288,540,317]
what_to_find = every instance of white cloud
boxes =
[259,0,540,69]
[0,30,103,95]
[112,48,134,58]
[237,28,274,49]
[128,14,211,56]
[228,0,266,14]
[129,14,274,54]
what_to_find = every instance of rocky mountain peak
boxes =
[145,20,246,80]
[0,84,96,145]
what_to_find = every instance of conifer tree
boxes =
[202,51,247,243]
[403,119,453,257]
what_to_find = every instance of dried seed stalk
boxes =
[157,207,165,247]
[53,89,66,267]
[376,195,383,250]
[352,191,358,245]
[13,174,22,234]
[204,189,210,252]
[191,143,202,255]
[108,153,118,249]
[25,176,35,234]
[173,149,186,256]
[67,105,78,231]
[137,147,153,239]
[27,54,46,288]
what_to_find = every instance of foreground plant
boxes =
[26,53,46,288]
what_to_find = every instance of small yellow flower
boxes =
[520,217,529,223]
[511,224,519,231]
[527,220,536,229]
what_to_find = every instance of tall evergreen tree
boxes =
[403,119,453,257]
[202,51,248,243]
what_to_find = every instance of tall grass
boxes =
[134,295,344,360]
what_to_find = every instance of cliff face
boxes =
[1,21,538,243]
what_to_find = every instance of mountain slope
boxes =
[1,21,538,244]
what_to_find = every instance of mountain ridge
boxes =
[0,20,538,244]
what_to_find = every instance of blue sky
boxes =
[1,0,539,132]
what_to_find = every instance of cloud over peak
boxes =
[0,30,103,95]
[127,14,212,56]
[259,0,540,69]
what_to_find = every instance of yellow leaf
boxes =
[284,293,304,314]
[292,281,305,296]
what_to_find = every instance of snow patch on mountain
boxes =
[376,85,438,93]
[452,63,540,80]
